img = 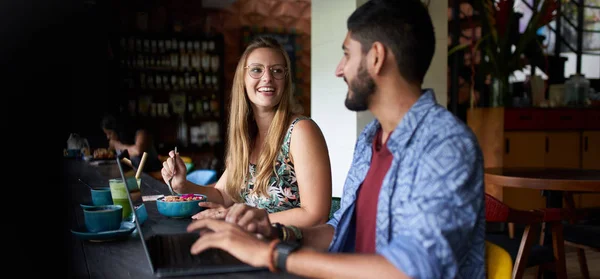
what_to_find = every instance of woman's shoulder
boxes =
[289,114,310,124]
[286,114,325,144]
[287,114,316,134]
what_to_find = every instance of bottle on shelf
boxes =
[564,74,590,107]
[210,93,219,117]
[177,115,188,147]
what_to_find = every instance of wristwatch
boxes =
[275,241,301,272]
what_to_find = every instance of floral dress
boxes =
[241,116,309,213]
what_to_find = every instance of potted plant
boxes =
[450,0,558,107]
[449,0,558,171]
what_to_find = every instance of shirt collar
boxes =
[360,89,438,153]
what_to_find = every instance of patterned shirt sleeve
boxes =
[379,133,485,279]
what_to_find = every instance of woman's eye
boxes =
[272,68,284,74]
[250,67,263,73]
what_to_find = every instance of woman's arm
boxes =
[162,150,234,206]
[269,119,332,227]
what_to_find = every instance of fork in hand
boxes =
[165,147,177,195]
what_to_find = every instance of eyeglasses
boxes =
[244,64,287,80]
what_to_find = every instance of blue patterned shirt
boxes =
[327,89,485,279]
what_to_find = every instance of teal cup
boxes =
[134,203,148,225]
[91,187,113,206]
[83,205,123,233]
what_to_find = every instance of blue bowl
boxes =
[83,205,123,233]
[156,194,207,218]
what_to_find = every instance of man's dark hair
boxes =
[347,0,435,85]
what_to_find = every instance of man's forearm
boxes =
[300,224,335,251]
[284,250,408,279]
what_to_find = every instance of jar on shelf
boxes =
[564,74,590,107]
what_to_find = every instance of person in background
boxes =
[101,111,163,180]
[182,0,486,278]
[161,36,333,228]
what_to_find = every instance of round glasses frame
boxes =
[244,65,288,80]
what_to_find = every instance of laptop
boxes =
[115,156,267,277]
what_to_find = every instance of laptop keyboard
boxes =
[151,233,242,268]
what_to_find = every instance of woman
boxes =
[162,36,332,228]
[101,112,163,180]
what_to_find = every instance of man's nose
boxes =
[335,59,344,77]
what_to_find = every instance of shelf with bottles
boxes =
[117,34,222,72]
[116,32,226,159]
[117,33,224,93]
[121,69,222,93]
[185,93,222,120]
[124,92,221,121]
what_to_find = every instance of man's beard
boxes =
[344,59,376,112]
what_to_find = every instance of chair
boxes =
[484,193,553,279]
[532,208,569,279]
[561,191,600,279]
[186,169,218,186]
[486,241,513,279]
[329,197,341,220]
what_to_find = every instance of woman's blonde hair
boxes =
[225,36,302,202]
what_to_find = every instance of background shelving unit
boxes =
[112,31,226,171]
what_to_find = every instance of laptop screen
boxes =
[115,156,156,273]
[115,155,266,277]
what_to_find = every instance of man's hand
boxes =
[187,219,271,267]
[191,202,229,220]
[224,203,273,238]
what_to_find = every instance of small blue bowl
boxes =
[83,205,123,233]
[91,187,113,206]
[156,194,207,218]
[65,149,81,158]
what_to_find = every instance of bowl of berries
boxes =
[156,194,207,218]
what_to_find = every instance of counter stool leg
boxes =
[551,222,567,279]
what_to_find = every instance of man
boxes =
[186,0,485,278]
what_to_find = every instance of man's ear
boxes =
[368,42,386,75]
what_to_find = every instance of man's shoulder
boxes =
[418,105,478,146]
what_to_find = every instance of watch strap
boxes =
[275,241,300,272]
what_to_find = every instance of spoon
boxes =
[78,178,94,190]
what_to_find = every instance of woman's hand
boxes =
[187,219,271,268]
[191,202,229,220]
[160,150,187,193]
[224,203,273,238]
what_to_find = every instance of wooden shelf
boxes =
[116,32,227,165]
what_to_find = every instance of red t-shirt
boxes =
[354,128,393,253]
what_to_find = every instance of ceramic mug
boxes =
[91,187,113,206]
[83,205,123,233]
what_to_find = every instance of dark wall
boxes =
[2,1,116,276]
[65,1,122,149]
[2,0,114,149]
